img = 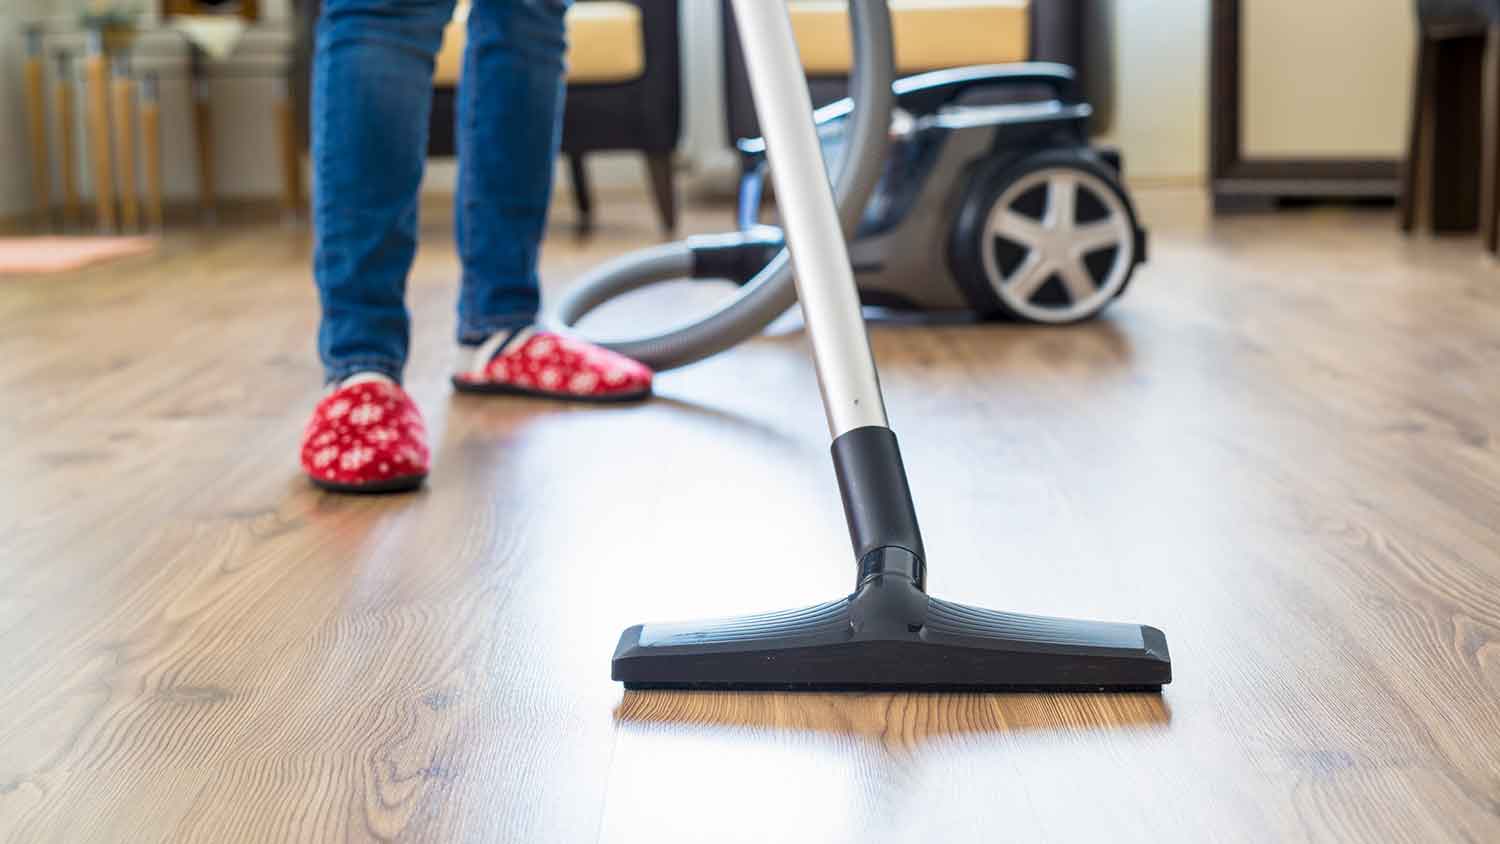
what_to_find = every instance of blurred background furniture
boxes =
[23,6,297,234]
[28,23,157,233]
[163,0,260,17]
[720,0,1094,150]
[1210,0,1412,212]
[22,26,52,230]
[291,0,682,233]
[1399,0,1500,253]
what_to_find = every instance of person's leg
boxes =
[303,0,453,492]
[453,0,569,344]
[448,0,652,401]
[313,0,455,384]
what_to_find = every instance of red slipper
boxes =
[300,377,429,493]
[451,328,652,402]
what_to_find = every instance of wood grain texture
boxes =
[0,190,1497,842]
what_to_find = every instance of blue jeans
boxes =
[312,0,569,384]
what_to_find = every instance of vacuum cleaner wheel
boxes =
[955,151,1140,324]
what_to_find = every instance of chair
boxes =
[290,0,682,232]
[1401,0,1500,251]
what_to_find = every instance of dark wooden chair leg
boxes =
[1431,35,1486,233]
[645,152,677,234]
[1401,34,1434,232]
[568,153,593,233]
[1485,25,1500,255]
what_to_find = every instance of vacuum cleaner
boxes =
[732,65,1147,325]
[550,10,1149,365]
[557,0,1171,691]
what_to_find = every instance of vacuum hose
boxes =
[546,0,896,371]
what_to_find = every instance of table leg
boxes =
[142,72,164,232]
[1485,25,1500,255]
[56,52,81,230]
[191,48,217,224]
[275,78,306,221]
[23,28,52,230]
[112,56,140,232]
[1401,34,1434,233]
[84,32,116,233]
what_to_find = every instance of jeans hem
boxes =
[324,356,406,386]
[456,312,537,346]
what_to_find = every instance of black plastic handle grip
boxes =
[831,426,926,590]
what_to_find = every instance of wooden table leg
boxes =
[1431,35,1485,233]
[1401,34,1435,233]
[111,56,139,232]
[23,28,52,231]
[142,72,164,232]
[644,152,678,234]
[191,48,217,225]
[56,52,81,230]
[568,153,594,233]
[84,32,116,233]
[1484,25,1500,255]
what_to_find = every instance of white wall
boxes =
[1095,0,1210,183]
[677,0,738,189]
[1243,0,1413,158]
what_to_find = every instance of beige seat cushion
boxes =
[434,1,645,87]
[789,0,1030,75]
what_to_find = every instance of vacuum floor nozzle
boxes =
[606,3,1172,695]
[612,576,1171,692]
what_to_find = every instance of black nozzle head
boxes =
[612,576,1170,693]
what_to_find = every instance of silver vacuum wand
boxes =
[547,0,896,375]
[726,0,888,438]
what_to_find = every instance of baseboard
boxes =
[1127,174,1206,190]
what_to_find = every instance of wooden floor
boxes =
[1,189,1498,842]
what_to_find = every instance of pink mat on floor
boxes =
[0,236,158,275]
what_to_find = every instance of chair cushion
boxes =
[434,1,646,87]
[789,0,1031,75]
